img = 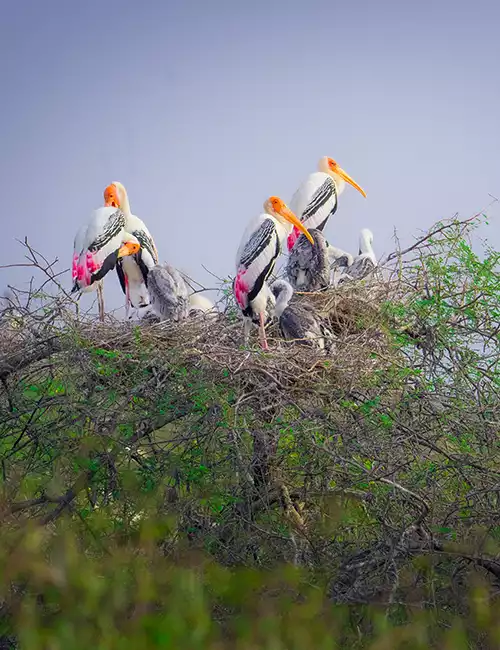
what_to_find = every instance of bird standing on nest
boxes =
[286,156,367,253]
[286,228,355,292]
[270,279,333,350]
[234,197,314,350]
[286,228,331,291]
[147,263,216,322]
[103,182,159,318]
[71,207,141,321]
[337,228,378,284]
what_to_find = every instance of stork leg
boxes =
[97,282,105,322]
[258,312,269,351]
[243,318,252,346]
[125,279,131,320]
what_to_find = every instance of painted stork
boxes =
[71,206,141,321]
[337,228,377,284]
[147,263,216,322]
[103,182,159,318]
[270,279,333,349]
[286,156,367,252]
[286,228,329,291]
[234,196,314,351]
[286,228,357,292]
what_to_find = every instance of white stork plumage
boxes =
[103,182,159,318]
[189,293,218,316]
[71,206,141,321]
[286,156,367,252]
[337,228,378,284]
[234,196,314,351]
[147,263,216,322]
[270,279,333,349]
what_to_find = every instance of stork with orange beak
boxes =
[71,207,141,321]
[286,156,366,253]
[103,182,159,318]
[284,156,366,291]
[234,196,314,350]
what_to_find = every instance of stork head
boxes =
[318,156,367,198]
[118,238,141,258]
[264,196,315,245]
[103,182,131,214]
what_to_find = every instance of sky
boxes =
[1,0,499,314]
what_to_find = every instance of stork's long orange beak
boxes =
[278,204,315,245]
[329,161,367,198]
[104,184,120,208]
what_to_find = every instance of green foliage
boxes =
[1,215,500,646]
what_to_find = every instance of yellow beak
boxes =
[117,241,141,258]
[334,167,367,198]
[279,206,315,245]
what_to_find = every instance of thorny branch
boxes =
[382,196,498,264]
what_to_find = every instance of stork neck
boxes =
[120,194,132,218]
[271,280,293,318]
[359,229,373,255]
[331,172,345,196]
[270,215,295,251]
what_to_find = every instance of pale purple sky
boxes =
[1,0,499,312]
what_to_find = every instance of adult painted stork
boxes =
[270,279,333,349]
[71,206,141,321]
[103,182,159,318]
[337,228,377,284]
[147,263,216,322]
[234,196,314,351]
[286,156,367,252]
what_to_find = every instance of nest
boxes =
[295,275,393,335]
[10,273,399,427]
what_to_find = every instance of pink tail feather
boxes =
[234,271,249,309]
[73,250,102,289]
